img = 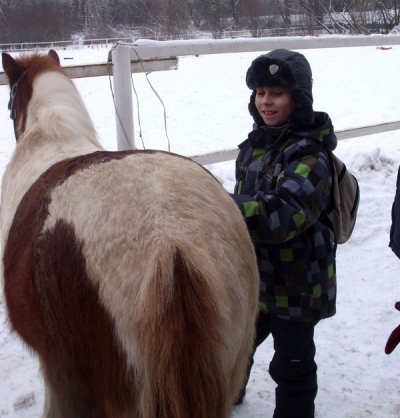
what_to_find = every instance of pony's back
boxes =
[4,148,259,417]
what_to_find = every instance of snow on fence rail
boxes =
[1,35,400,164]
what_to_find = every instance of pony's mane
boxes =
[15,52,66,82]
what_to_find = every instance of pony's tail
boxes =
[136,244,229,418]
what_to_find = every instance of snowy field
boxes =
[1,41,400,417]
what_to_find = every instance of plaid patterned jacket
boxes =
[231,112,337,322]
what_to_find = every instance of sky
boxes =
[1,40,400,417]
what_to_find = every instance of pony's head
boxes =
[2,50,63,140]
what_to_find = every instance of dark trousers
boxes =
[237,311,318,418]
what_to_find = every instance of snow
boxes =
[1,41,400,417]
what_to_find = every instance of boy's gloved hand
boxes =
[385,302,400,354]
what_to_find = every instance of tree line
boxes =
[1,0,399,44]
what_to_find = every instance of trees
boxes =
[0,0,75,43]
[376,0,400,33]
[0,0,398,44]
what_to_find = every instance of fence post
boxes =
[112,45,135,150]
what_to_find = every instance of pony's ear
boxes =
[2,52,21,87]
[48,49,60,65]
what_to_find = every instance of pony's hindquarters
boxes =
[134,236,258,418]
[3,150,259,418]
[136,244,230,418]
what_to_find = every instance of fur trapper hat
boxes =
[246,49,314,128]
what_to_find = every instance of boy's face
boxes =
[255,87,298,127]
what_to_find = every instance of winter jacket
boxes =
[231,112,337,322]
[389,166,400,258]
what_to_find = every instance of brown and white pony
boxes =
[1,50,259,418]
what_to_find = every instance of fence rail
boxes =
[115,34,400,60]
[190,121,400,165]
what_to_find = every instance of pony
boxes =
[1,49,259,418]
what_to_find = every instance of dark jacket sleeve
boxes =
[389,166,400,258]
[231,149,331,244]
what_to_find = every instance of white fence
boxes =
[2,34,400,164]
[0,37,134,52]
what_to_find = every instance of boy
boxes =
[231,49,337,417]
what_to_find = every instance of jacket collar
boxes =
[248,124,293,149]
[239,111,337,152]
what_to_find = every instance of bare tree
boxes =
[275,0,293,28]
[221,0,246,28]
[376,0,400,32]
[0,0,76,43]
[273,0,374,34]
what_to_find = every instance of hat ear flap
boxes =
[288,102,314,129]
[288,90,314,128]
[248,90,266,127]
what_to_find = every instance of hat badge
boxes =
[269,64,279,75]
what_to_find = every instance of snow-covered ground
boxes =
[1,41,400,417]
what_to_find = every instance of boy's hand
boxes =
[385,302,400,354]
